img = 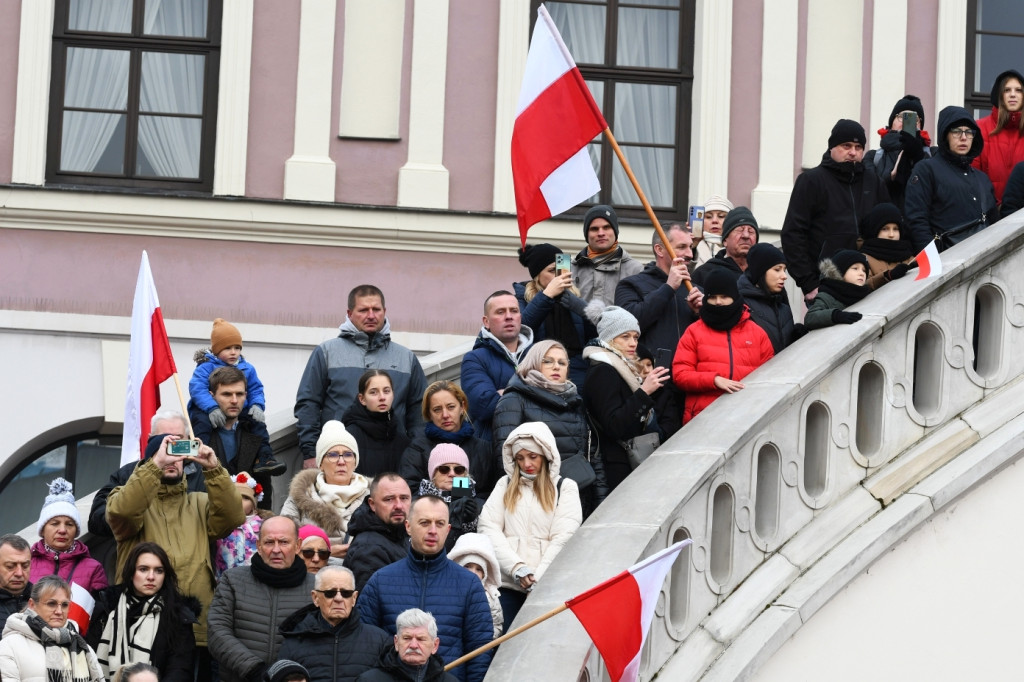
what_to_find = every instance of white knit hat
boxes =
[315,420,360,468]
[37,478,81,537]
[703,194,734,213]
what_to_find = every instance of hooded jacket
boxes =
[572,245,644,306]
[278,605,391,682]
[448,532,504,639]
[692,249,745,289]
[105,459,245,647]
[459,325,534,441]
[478,422,582,594]
[671,308,775,424]
[29,539,107,596]
[295,318,427,459]
[973,69,1024,202]
[736,273,795,354]
[905,105,998,252]
[189,350,266,413]
[343,499,409,590]
[781,152,891,294]
[0,611,105,682]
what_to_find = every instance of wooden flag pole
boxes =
[444,603,569,671]
[602,127,692,292]
[171,373,196,441]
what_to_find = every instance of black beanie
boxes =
[831,249,869,277]
[888,95,926,129]
[583,205,619,240]
[265,660,310,682]
[144,433,171,460]
[828,119,866,149]
[721,206,760,240]
[859,202,903,241]
[518,243,562,279]
[745,243,786,285]
[703,269,742,302]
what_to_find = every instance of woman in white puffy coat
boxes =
[479,421,582,632]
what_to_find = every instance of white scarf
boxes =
[95,592,162,677]
[315,472,369,518]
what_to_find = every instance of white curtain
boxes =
[138,52,204,177]
[144,0,208,37]
[612,83,675,206]
[617,7,678,68]
[546,2,605,64]
[69,0,131,33]
[60,47,130,173]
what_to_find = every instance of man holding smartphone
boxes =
[864,95,932,211]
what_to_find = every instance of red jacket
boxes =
[671,309,775,424]
[973,107,1024,202]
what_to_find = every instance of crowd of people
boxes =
[3,77,1023,682]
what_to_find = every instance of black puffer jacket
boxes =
[0,585,31,636]
[781,153,891,294]
[615,262,699,368]
[343,403,412,478]
[905,105,999,252]
[399,430,498,498]
[355,646,459,682]
[86,587,200,682]
[342,499,409,590]
[736,273,795,354]
[278,604,391,682]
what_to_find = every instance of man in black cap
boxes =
[781,119,890,303]
[692,206,760,288]
[864,94,932,211]
[572,205,644,305]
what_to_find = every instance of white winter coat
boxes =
[479,422,583,593]
[0,612,104,682]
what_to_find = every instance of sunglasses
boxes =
[315,588,356,599]
[301,548,331,561]
[435,465,467,475]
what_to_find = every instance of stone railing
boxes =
[483,210,1024,681]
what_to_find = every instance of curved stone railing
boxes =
[483,210,1024,681]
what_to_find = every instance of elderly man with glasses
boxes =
[277,565,390,682]
[905,105,999,252]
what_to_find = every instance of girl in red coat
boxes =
[974,69,1024,203]
[672,270,775,424]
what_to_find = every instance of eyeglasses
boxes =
[435,465,467,475]
[950,128,976,139]
[315,588,356,599]
[540,358,569,367]
[43,600,70,610]
[324,451,355,462]
[301,548,331,561]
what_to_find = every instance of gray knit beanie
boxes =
[595,305,639,342]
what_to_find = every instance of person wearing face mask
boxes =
[974,69,1024,203]
[672,271,775,425]
[857,203,917,289]
[736,244,796,353]
[804,250,873,331]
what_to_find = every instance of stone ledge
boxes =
[777,485,879,569]
[699,605,802,682]
[655,626,724,681]
[703,554,798,643]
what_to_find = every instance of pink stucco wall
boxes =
[728,0,764,207]
[245,2,300,199]
[0,228,522,335]
[0,1,22,184]
[906,0,939,128]
[444,0,499,211]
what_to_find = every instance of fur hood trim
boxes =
[818,258,843,282]
[285,469,364,537]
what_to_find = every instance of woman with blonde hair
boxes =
[479,422,582,632]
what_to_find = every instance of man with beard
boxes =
[781,119,890,303]
[106,430,244,662]
[344,474,412,590]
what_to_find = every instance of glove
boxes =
[513,565,535,581]
[209,408,227,429]
[248,405,265,423]
[449,497,480,528]
[791,323,809,342]
[887,263,911,281]
[899,130,925,162]
[831,309,862,325]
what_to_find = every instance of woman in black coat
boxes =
[86,542,198,682]
[492,340,607,516]
[343,369,411,478]
[736,243,795,354]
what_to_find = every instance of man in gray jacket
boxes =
[208,516,316,682]
[572,205,644,305]
[294,285,427,468]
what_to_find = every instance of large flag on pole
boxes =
[914,240,943,280]
[512,3,607,246]
[567,539,692,682]
[121,251,176,465]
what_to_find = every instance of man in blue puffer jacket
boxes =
[358,496,493,682]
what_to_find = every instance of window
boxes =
[47,0,222,192]
[535,1,695,220]
[966,0,1024,119]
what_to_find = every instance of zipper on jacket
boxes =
[726,329,735,379]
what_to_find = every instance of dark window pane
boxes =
[977,0,1024,32]
[74,440,124,498]
[617,7,679,68]
[61,112,126,173]
[615,83,676,144]
[137,115,202,177]
[611,146,674,206]
[145,0,209,38]
[630,0,680,6]
[140,52,205,114]
[64,48,130,110]
[547,2,607,64]
[0,448,66,535]
[69,0,133,33]
[976,34,1024,92]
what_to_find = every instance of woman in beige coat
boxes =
[478,421,582,632]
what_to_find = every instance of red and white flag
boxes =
[915,241,943,280]
[511,4,607,245]
[567,539,692,682]
[68,582,95,634]
[121,251,177,465]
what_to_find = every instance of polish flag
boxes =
[68,582,95,634]
[915,241,943,280]
[511,4,607,245]
[121,251,177,465]
[567,539,692,682]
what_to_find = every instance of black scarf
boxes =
[250,553,308,588]
[424,421,474,443]
[859,238,913,263]
[820,278,871,306]
[700,300,744,331]
[546,300,582,355]
[939,146,974,169]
